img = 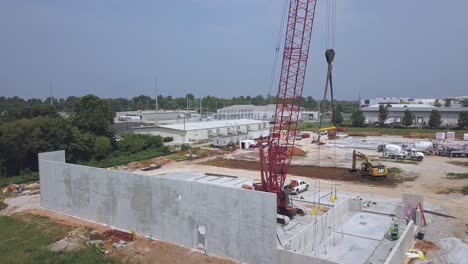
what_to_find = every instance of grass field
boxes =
[447,161,468,168]
[297,122,468,139]
[0,172,39,187]
[446,172,468,180]
[345,127,468,139]
[387,160,419,165]
[84,148,170,168]
[0,214,119,264]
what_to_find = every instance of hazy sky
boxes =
[1,0,467,100]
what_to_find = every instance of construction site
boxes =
[0,127,465,263]
[1,0,468,264]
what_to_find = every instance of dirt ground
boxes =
[111,239,237,264]
[141,135,468,263]
[146,134,468,218]
[2,133,466,263]
[1,196,238,264]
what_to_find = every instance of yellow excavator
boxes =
[352,150,388,178]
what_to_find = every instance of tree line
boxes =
[0,95,170,177]
[0,94,359,117]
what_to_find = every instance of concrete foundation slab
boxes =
[341,213,392,241]
[312,234,380,264]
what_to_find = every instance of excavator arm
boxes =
[352,150,387,178]
[352,150,373,170]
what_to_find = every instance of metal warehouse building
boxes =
[217,104,319,122]
[362,104,468,126]
[133,119,270,143]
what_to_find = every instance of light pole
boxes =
[155,74,159,126]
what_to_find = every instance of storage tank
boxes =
[384,144,402,155]
[412,141,434,153]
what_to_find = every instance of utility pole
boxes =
[186,95,189,124]
[155,74,159,126]
[49,80,53,106]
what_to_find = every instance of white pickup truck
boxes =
[285,180,309,195]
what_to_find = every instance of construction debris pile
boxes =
[0,182,41,211]
[49,227,135,255]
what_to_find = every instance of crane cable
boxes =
[261,0,289,128]
[317,0,337,139]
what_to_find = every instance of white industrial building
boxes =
[115,110,198,124]
[217,104,276,120]
[361,104,468,126]
[133,119,270,143]
[360,96,468,108]
[217,104,319,122]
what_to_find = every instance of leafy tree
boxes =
[351,110,366,127]
[93,136,113,160]
[0,117,43,175]
[402,109,414,127]
[334,111,344,126]
[38,117,94,163]
[458,111,468,129]
[444,99,451,107]
[378,105,388,125]
[251,95,266,106]
[460,99,468,107]
[303,96,318,110]
[118,134,164,154]
[72,95,114,138]
[433,99,442,107]
[428,110,442,128]
[30,104,58,118]
[186,94,195,101]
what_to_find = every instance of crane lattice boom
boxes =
[255,0,317,213]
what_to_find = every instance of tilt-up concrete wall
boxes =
[39,151,277,264]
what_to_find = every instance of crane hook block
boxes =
[325,49,335,64]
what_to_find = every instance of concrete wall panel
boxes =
[71,165,91,220]
[39,150,65,163]
[39,160,55,210]
[39,151,277,264]
[88,167,111,224]
[384,221,415,264]
[240,188,264,226]
[131,174,154,235]
[54,161,73,215]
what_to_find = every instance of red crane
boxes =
[254,0,318,220]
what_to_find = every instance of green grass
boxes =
[385,167,417,183]
[446,173,468,180]
[167,147,210,161]
[447,161,468,168]
[297,121,335,131]
[387,167,402,175]
[345,127,468,139]
[297,124,468,139]
[463,185,468,195]
[438,185,468,195]
[84,147,170,168]
[166,151,187,161]
[0,214,119,264]
[0,172,39,187]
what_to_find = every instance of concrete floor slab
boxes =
[311,234,380,264]
[341,213,392,241]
